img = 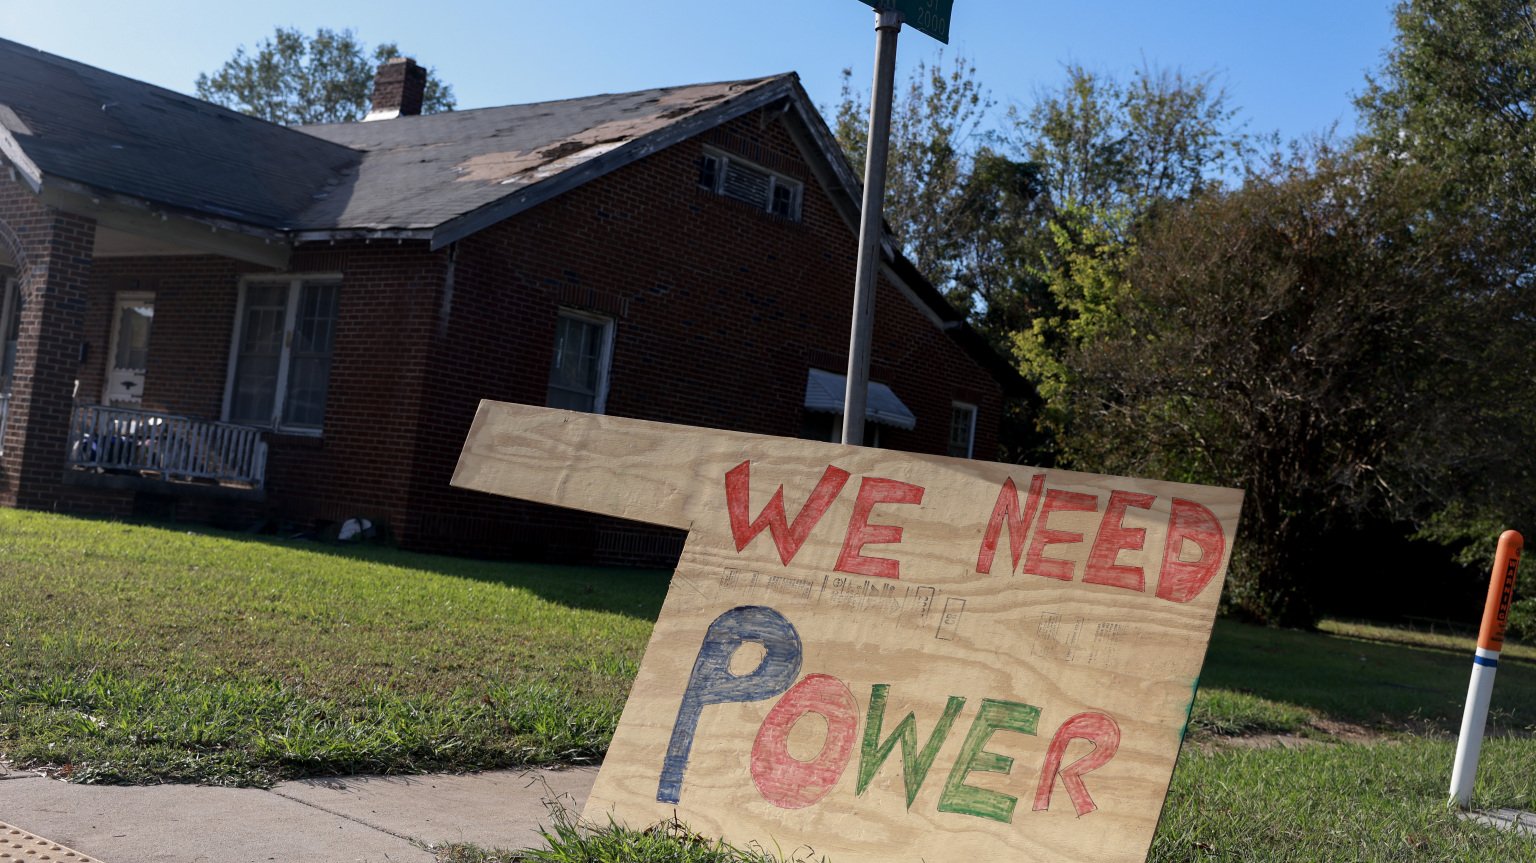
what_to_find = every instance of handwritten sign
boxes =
[857,0,955,43]
[452,402,1243,863]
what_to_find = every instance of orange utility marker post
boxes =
[454,402,1244,863]
[1450,530,1523,809]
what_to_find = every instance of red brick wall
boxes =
[1,106,1007,567]
[85,256,254,413]
[78,245,446,536]
[398,107,1004,563]
[263,243,446,534]
[0,174,105,511]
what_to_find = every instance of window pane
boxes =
[546,385,595,413]
[698,155,719,190]
[292,281,340,354]
[114,303,154,370]
[547,314,608,413]
[0,278,19,391]
[282,282,340,428]
[798,413,839,443]
[948,405,976,458]
[229,284,287,425]
[771,183,798,219]
[797,413,880,446]
[283,356,329,427]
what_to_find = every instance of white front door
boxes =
[105,292,154,405]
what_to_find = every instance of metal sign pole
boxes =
[842,8,902,446]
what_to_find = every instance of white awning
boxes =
[804,368,917,431]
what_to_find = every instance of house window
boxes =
[799,369,915,448]
[224,277,340,433]
[0,274,14,455]
[104,292,155,406]
[798,413,882,448]
[771,182,798,219]
[699,148,802,221]
[949,402,978,458]
[546,310,614,413]
[0,274,18,395]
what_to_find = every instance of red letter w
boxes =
[726,461,851,566]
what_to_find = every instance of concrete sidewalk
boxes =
[0,765,598,862]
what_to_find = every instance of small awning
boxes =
[804,368,917,431]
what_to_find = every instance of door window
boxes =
[105,292,155,405]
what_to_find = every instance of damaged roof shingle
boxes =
[0,39,1031,398]
[291,77,784,234]
[0,35,788,239]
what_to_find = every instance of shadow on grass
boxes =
[1198,618,1536,733]
[133,516,675,622]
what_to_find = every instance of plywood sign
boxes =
[452,402,1244,863]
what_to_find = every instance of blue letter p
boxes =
[657,605,802,803]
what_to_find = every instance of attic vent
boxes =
[699,147,801,221]
[723,160,771,207]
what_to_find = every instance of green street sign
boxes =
[857,0,953,43]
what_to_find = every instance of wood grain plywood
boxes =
[453,401,1244,863]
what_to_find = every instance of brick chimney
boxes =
[364,57,427,121]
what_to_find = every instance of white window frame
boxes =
[221,273,341,436]
[949,401,978,459]
[699,146,803,221]
[547,308,615,415]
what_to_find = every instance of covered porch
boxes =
[65,404,266,494]
[0,168,292,508]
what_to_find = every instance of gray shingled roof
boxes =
[0,39,1029,396]
[0,36,789,239]
[293,78,783,233]
[0,37,358,228]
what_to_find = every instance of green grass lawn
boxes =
[0,509,666,784]
[4,509,1536,861]
[1190,616,1536,737]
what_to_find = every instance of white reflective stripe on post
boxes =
[1450,648,1500,808]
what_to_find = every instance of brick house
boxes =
[0,39,1026,564]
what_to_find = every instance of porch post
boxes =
[0,206,95,509]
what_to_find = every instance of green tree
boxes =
[195,27,455,125]
[1007,64,1248,462]
[1010,201,1134,455]
[1062,148,1536,626]
[1357,0,1536,565]
[949,149,1052,343]
[1014,63,1247,224]
[834,52,993,289]
[834,57,1055,463]
[830,58,1250,469]
[1012,65,1123,217]
[1359,0,1536,244]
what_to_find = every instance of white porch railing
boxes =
[67,404,266,488]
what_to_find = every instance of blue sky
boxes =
[1,1,1397,144]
